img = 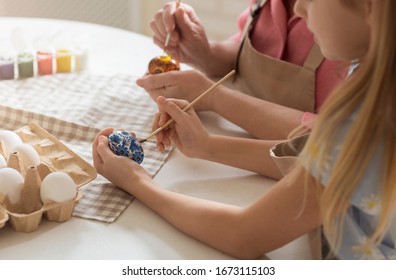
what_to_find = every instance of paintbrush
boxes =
[139,69,236,143]
[163,0,182,54]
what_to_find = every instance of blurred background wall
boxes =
[0,0,248,40]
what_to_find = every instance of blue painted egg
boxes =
[108,131,144,164]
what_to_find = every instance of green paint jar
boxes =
[18,52,34,78]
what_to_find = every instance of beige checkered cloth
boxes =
[0,73,172,223]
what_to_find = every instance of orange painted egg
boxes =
[148,55,180,74]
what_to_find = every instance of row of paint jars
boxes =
[0,47,89,80]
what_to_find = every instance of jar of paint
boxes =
[17,52,34,78]
[56,49,72,73]
[73,47,89,71]
[0,56,15,80]
[37,50,53,75]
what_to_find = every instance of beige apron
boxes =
[235,0,323,259]
[270,133,324,260]
[233,0,324,113]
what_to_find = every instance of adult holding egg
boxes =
[137,0,347,179]
[147,0,181,75]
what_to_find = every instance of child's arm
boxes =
[192,135,284,180]
[93,135,321,259]
[153,97,291,179]
[138,166,321,259]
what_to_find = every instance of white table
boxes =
[0,18,314,260]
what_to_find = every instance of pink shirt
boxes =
[233,0,346,115]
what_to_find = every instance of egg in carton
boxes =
[0,122,96,232]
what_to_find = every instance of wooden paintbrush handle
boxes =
[141,69,235,142]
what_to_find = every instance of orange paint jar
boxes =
[37,51,53,75]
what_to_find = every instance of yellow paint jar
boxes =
[56,49,72,73]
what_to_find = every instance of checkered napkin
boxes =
[0,74,172,223]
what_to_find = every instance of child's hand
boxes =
[92,128,151,195]
[153,96,211,159]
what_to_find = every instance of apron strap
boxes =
[235,0,268,75]
[303,43,324,71]
[240,0,268,40]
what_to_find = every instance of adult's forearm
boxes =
[212,88,304,140]
[192,39,239,77]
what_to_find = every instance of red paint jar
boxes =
[37,51,53,75]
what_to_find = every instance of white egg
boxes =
[10,143,41,168]
[0,130,23,157]
[40,172,77,203]
[0,154,6,168]
[0,167,24,204]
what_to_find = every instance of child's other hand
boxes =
[92,128,151,195]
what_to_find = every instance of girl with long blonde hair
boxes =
[298,0,396,258]
[92,0,395,259]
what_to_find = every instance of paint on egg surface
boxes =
[108,131,144,164]
[148,55,180,74]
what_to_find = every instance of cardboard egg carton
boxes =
[0,205,8,229]
[0,122,96,232]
